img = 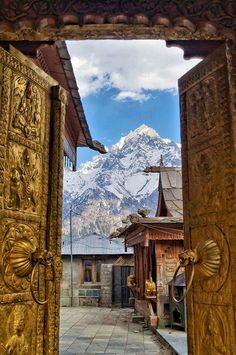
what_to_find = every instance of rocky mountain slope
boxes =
[63,124,181,241]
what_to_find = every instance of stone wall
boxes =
[61,255,82,307]
[61,255,133,307]
[100,264,113,307]
[78,284,101,306]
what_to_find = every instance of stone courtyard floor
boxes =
[59,307,174,355]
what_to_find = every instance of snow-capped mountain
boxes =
[62,124,181,240]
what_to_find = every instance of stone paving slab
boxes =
[156,329,187,355]
[59,307,174,355]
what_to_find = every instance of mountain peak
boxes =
[111,124,160,151]
[128,124,160,140]
[63,125,181,239]
[133,124,159,137]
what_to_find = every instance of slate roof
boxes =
[157,167,183,217]
[62,234,133,255]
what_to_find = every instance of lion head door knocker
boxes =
[1,223,55,305]
[171,239,221,303]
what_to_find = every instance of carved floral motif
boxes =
[1,223,38,293]
[197,306,228,354]
[189,146,223,215]
[191,225,229,293]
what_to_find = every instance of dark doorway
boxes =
[112,265,134,308]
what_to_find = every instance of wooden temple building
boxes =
[110,162,184,326]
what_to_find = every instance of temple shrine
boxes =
[110,161,184,326]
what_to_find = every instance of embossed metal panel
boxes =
[179,42,236,355]
[0,47,66,355]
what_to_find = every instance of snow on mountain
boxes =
[111,124,159,151]
[62,124,181,241]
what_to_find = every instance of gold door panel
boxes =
[0,47,66,355]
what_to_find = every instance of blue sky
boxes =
[67,40,200,166]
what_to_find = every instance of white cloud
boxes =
[114,90,150,102]
[71,56,110,97]
[67,40,201,101]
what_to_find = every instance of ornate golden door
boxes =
[179,42,236,354]
[0,46,66,354]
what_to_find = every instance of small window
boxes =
[84,259,92,282]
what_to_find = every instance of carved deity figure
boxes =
[4,305,29,355]
[199,153,221,210]
[202,310,226,354]
[19,148,38,211]
[13,78,41,139]
[7,148,38,211]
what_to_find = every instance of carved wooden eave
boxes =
[110,216,183,246]
[0,1,235,58]
[54,41,106,155]
[124,222,184,247]
[37,41,106,159]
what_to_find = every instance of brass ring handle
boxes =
[171,262,195,304]
[171,240,221,304]
[30,259,56,305]
[2,237,57,305]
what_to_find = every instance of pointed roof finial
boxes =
[160,154,164,167]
